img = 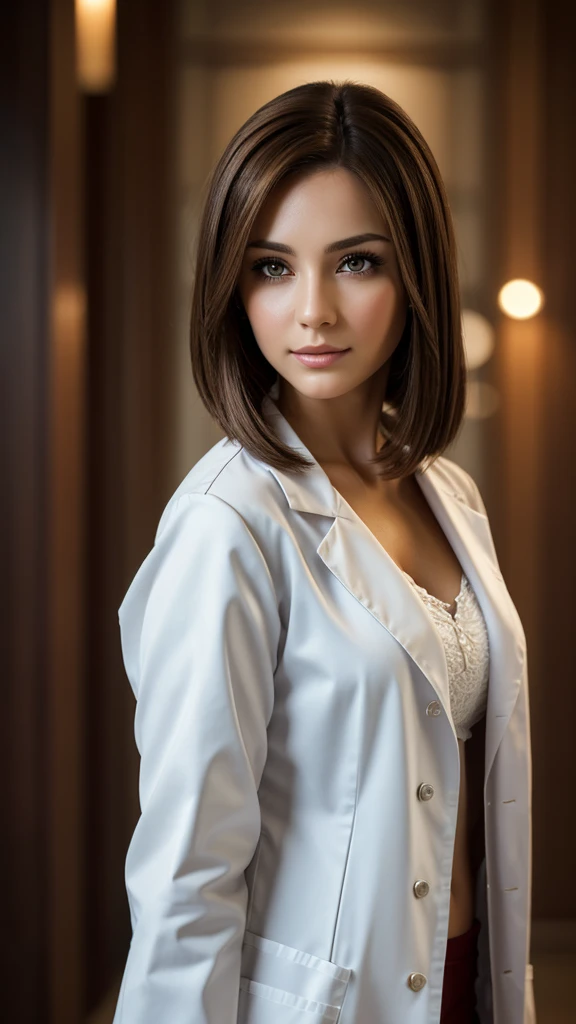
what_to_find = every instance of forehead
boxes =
[249,166,388,236]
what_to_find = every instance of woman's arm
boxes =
[113,492,281,1024]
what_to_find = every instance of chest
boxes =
[324,469,465,609]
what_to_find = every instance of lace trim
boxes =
[401,569,466,619]
[402,569,490,741]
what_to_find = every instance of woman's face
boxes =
[236,166,409,403]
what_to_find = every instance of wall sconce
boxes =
[497,278,544,320]
[75,0,116,93]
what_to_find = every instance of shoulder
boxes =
[155,436,287,544]
[426,454,488,517]
[120,437,289,631]
[119,443,283,685]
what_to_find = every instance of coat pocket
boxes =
[238,930,352,1023]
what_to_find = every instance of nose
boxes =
[296,269,338,329]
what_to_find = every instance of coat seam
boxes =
[329,696,362,966]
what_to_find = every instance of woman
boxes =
[113,81,536,1024]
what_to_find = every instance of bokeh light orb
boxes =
[498,279,544,319]
[461,309,495,369]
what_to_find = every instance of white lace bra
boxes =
[402,569,490,741]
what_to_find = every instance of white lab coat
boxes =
[113,379,536,1024]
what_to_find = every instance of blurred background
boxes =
[2,0,575,1021]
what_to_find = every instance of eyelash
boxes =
[250,250,385,284]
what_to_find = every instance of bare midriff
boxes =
[448,737,476,936]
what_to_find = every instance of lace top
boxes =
[402,569,490,741]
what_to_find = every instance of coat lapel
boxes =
[261,385,526,785]
[415,470,526,781]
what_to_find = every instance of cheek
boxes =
[241,290,291,365]
[245,289,291,332]
[346,281,401,335]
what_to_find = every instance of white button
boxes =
[413,879,430,898]
[426,700,442,717]
[408,972,427,991]
[418,783,434,801]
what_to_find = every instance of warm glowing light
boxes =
[497,279,544,320]
[54,284,86,329]
[75,0,116,93]
[461,309,495,370]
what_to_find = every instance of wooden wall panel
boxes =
[1,4,52,1019]
[2,0,86,1020]
[48,3,87,1019]
[83,0,179,1011]
[2,0,179,1019]
[537,0,576,921]
[486,0,576,927]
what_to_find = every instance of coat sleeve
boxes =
[112,491,281,1024]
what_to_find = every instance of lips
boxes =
[292,346,346,354]
[291,348,351,368]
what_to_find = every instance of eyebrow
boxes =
[245,232,391,255]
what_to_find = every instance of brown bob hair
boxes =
[189,79,466,480]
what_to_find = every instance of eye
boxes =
[249,249,385,285]
[338,251,385,276]
[252,258,289,281]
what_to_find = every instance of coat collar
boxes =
[261,381,526,784]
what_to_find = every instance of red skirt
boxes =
[440,917,481,1024]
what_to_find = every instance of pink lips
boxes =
[291,349,350,367]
